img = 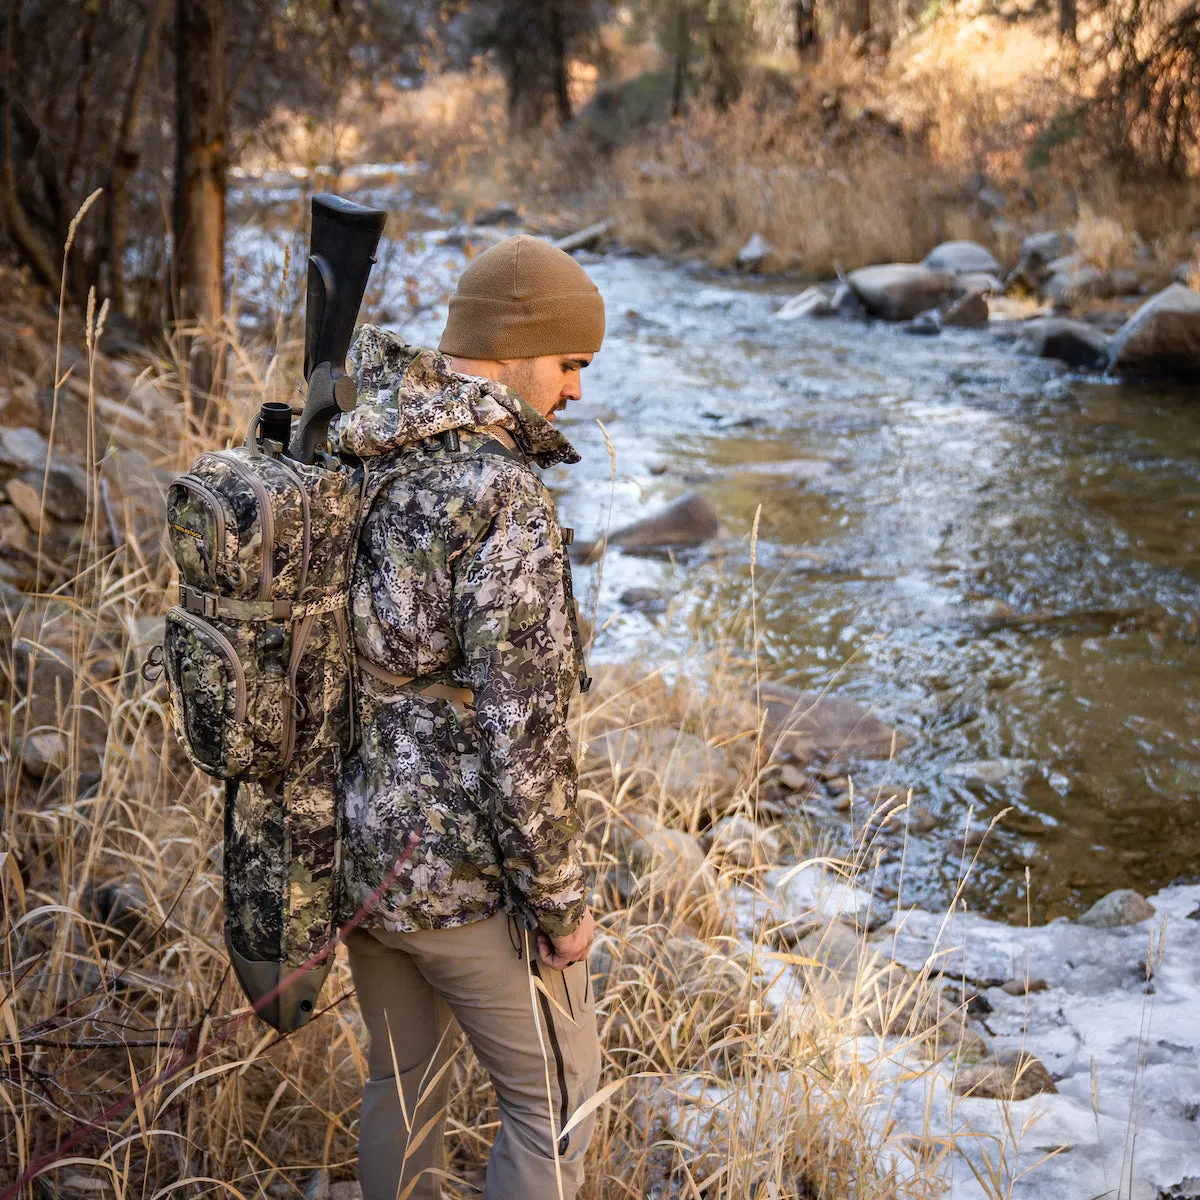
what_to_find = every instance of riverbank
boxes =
[4,221,1200,1197]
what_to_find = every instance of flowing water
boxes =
[232,190,1200,923]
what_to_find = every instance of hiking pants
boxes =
[346,910,602,1200]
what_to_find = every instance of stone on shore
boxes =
[709,814,782,869]
[905,309,942,336]
[1014,317,1110,369]
[1076,888,1156,928]
[954,1050,1057,1100]
[943,291,989,327]
[736,233,771,270]
[776,286,836,320]
[1043,255,1111,306]
[847,264,957,322]
[757,680,905,762]
[1012,231,1069,290]
[575,491,719,560]
[1107,283,1200,378]
[922,241,1001,277]
[0,426,50,473]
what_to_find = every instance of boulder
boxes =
[978,186,1007,215]
[5,478,44,531]
[905,309,942,336]
[953,271,1004,298]
[1108,283,1200,378]
[1043,256,1111,306]
[14,730,68,778]
[830,281,865,318]
[847,264,957,321]
[1013,231,1068,289]
[23,463,89,523]
[1109,266,1145,297]
[0,426,49,473]
[618,587,667,614]
[575,492,719,560]
[625,829,732,935]
[1075,888,1155,928]
[776,286,836,320]
[948,758,1035,787]
[757,680,904,762]
[1014,317,1110,369]
[736,233,772,271]
[953,1050,1057,1100]
[591,927,761,1042]
[709,814,782,869]
[591,725,739,805]
[922,241,1001,277]
[943,291,989,327]
[472,202,521,227]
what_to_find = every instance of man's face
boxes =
[497,353,594,422]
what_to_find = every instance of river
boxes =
[230,177,1200,924]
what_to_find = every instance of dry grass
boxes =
[312,10,1200,281]
[0,274,1051,1198]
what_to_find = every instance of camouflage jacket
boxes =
[328,327,588,938]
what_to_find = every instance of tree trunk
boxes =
[108,0,170,316]
[796,0,818,52]
[173,0,227,410]
[670,2,690,118]
[549,1,572,126]
[850,0,870,37]
[1059,0,1077,42]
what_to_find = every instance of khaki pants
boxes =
[347,911,602,1200]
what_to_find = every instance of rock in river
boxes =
[757,680,905,762]
[1075,888,1156,928]
[1014,317,1110,369]
[847,264,957,322]
[573,491,719,560]
[1107,283,1200,378]
[943,290,989,327]
[922,240,1002,277]
[776,286,836,320]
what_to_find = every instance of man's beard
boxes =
[497,360,540,411]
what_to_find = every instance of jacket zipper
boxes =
[170,605,248,722]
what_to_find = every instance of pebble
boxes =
[779,763,809,792]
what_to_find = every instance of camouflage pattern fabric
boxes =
[164,445,362,988]
[329,328,588,938]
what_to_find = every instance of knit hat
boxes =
[438,235,605,360]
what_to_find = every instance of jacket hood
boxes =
[328,325,580,467]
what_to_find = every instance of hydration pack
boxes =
[158,428,362,1031]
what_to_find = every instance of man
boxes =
[328,235,605,1200]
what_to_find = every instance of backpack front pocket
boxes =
[164,606,253,779]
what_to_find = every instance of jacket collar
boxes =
[329,326,580,467]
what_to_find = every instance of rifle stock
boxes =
[288,194,387,464]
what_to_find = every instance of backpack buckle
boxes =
[180,583,218,618]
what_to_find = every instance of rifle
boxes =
[259,193,387,463]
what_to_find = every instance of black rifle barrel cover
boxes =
[303,194,388,383]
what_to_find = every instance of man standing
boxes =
[329,235,605,1199]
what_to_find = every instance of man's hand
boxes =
[537,910,595,970]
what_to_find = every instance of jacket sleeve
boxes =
[453,464,586,938]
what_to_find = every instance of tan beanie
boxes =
[438,235,605,359]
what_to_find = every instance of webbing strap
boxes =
[178,583,347,623]
[356,653,475,706]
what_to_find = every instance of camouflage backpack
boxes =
[158,434,362,1031]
